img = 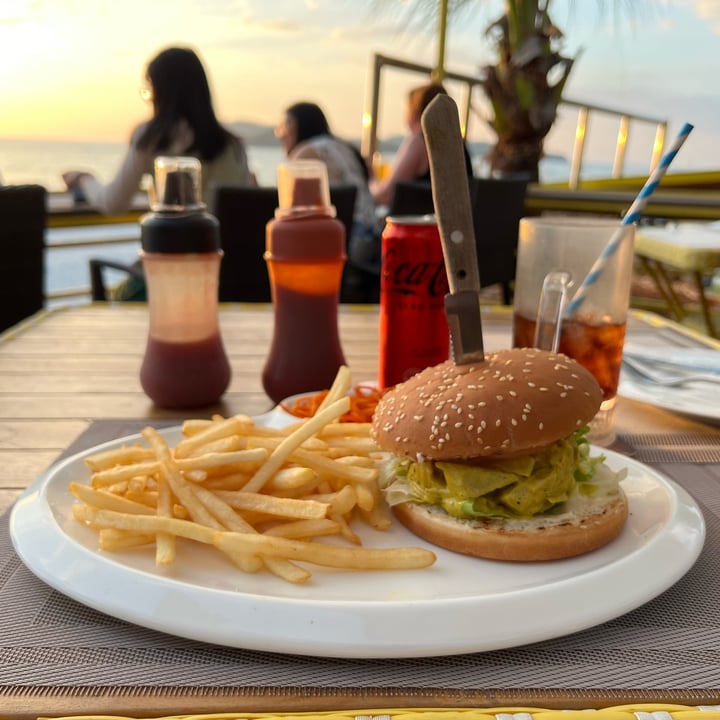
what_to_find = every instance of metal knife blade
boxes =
[421,93,485,364]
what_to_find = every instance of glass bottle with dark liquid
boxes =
[139,156,231,409]
[262,160,347,404]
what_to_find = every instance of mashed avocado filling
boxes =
[382,428,606,520]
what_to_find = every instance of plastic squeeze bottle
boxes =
[262,160,347,403]
[139,156,231,408]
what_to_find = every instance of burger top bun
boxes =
[372,348,603,460]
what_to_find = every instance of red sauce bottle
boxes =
[139,156,231,409]
[262,161,347,404]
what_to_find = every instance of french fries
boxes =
[70,367,436,584]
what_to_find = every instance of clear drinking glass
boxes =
[512,216,636,446]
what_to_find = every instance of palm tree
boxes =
[372,0,641,182]
[482,2,573,181]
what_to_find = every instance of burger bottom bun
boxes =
[392,490,629,562]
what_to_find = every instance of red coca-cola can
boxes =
[378,215,450,389]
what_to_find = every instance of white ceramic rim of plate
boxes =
[9,422,706,658]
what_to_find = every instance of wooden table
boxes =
[2,303,717,518]
[46,191,147,227]
[0,303,380,516]
[2,303,720,718]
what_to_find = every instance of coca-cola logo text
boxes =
[382,248,449,297]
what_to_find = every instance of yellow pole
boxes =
[433,0,448,81]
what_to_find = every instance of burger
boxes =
[371,348,628,562]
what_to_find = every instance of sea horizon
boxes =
[1,133,658,193]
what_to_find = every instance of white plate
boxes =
[10,415,705,659]
[619,368,720,424]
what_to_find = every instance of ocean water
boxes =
[0,136,596,300]
[0,139,285,191]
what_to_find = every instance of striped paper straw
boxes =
[565,122,694,317]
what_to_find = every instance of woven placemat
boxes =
[2,421,720,712]
[618,432,720,463]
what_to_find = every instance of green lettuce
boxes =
[383,428,607,520]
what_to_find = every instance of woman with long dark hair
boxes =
[63,46,255,214]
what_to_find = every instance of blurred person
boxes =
[63,46,256,215]
[276,101,381,302]
[370,81,473,207]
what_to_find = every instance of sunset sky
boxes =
[1,0,718,169]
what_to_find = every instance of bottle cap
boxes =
[276,160,337,219]
[153,156,205,212]
[140,156,219,253]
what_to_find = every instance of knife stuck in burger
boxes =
[370,94,628,562]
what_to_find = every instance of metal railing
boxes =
[362,52,668,188]
[43,57,671,306]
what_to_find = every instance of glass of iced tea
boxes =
[512,217,636,446]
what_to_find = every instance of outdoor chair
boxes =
[88,258,145,302]
[470,175,530,304]
[387,180,434,217]
[214,184,358,303]
[213,186,278,302]
[87,184,358,304]
[0,184,47,332]
[384,176,529,304]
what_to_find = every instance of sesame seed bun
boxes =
[392,491,628,562]
[372,348,603,460]
[371,348,625,562]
